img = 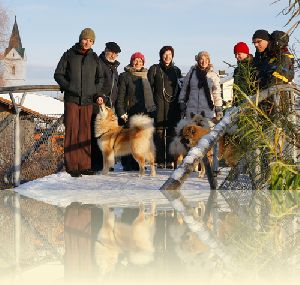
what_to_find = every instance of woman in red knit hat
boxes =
[233,42,257,105]
[116,51,156,171]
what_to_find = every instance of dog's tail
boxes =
[129,114,154,136]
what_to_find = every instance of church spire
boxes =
[5,16,25,57]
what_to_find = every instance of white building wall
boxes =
[2,48,26,87]
[221,77,234,103]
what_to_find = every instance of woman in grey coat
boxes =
[178,51,223,120]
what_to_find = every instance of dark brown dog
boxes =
[181,124,212,177]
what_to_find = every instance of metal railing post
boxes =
[9,92,26,186]
[14,112,21,186]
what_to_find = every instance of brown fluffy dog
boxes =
[181,124,212,177]
[169,114,238,177]
[169,114,212,177]
[181,124,239,170]
[94,106,156,176]
[181,124,210,149]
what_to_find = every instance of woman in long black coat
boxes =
[116,52,156,171]
[148,46,182,168]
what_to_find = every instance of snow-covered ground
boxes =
[14,164,230,210]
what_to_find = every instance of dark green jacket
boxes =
[233,55,257,105]
[54,43,104,106]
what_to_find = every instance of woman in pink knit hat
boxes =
[233,42,257,105]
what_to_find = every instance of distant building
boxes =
[219,71,234,104]
[0,16,26,86]
[221,76,234,103]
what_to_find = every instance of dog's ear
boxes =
[190,112,195,119]
[201,111,205,118]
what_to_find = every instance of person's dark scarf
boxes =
[195,66,214,110]
[159,60,174,70]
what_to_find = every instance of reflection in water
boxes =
[0,190,299,285]
[94,204,156,277]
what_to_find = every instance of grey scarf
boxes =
[125,65,156,113]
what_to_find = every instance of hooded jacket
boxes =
[54,43,104,106]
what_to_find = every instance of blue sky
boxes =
[1,0,298,84]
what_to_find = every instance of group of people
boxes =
[54,27,294,178]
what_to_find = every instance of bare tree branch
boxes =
[273,0,300,34]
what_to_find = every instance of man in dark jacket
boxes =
[252,29,272,89]
[54,28,104,177]
[148,46,182,168]
[91,42,121,172]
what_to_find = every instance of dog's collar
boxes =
[95,130,110,139]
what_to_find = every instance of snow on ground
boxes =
[14,165,230,210]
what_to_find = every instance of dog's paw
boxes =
[101,169,109,175]
[198,170,205,178]
[139,169,146,177]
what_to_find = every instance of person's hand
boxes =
[97,97,104,105]
[121,113,128,123]
[148,111,156,119]
[216,112,223,121]
[215,106,223,121]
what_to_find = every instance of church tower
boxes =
[1,16,26,86]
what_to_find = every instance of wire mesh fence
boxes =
[0,112,64,189]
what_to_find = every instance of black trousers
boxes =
[154,127,175,164]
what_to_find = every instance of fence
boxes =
[0,85,64,189]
